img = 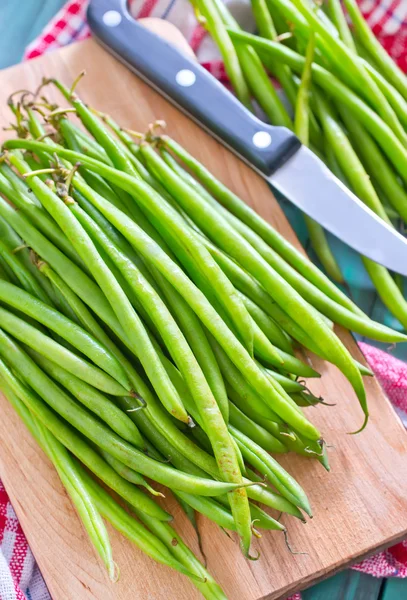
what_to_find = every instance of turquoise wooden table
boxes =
[1,1,407,598]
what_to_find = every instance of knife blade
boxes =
[87,0,407,276]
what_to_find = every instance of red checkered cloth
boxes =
[0,1,404,599]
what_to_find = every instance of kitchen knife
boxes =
[87,0,407,276]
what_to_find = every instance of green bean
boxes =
[0,355,170,520]
[79,469,203,581]
[0,331,245,497]
[194,0,253,109]
[185,165,405,343]
[362,60,407,130]
[1,160,86,269]
[0,279,130,387]
[27,349,143,447]
[231,425,311,514]
[327,0,356,51]
[67,203,253,552]
[229,402,287,453]
[0,304,129,395]
[99,451,163,497]
[294,32,314,144]
[130,511,227,600]
[152,270,229,423]
[176,492,237,531]
[1,383,117,580]
[0,259,12,282]
[290,0,407,144]
[53,95,254,357]
[251,0,297,108]
[315,92,390,222]
[239,292,293,354]
[339,106,407,224]
[12,157,190,424]
[363,259,407,330]
[294,34,344,283]
[140,145,366,420]
[214,0,292,127]
[343,0,407,100]
[263,370,306,393]
[5,141,321,441]
[161,135,364,315]
[69,201,229,429]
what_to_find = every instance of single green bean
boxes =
[327,0,356,51]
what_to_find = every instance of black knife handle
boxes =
[87,0,301,175]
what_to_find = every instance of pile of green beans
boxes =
[0,76,405,597]
[190,0,407,332]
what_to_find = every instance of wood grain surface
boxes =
[1,38,407,600]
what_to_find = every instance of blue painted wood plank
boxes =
[0,0,66,68]
[302,570,382,600]
[381,577,407,600]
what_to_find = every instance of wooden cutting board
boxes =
[1,38,407,600]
